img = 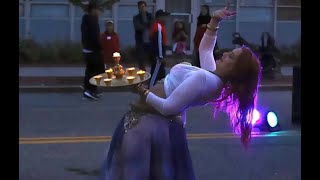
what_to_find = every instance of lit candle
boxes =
[103,78,112,86]
[137,70,145,74]
[126,76,135,84]
[105,68,113,72]
[137,70,145,79]
[126,67,135,76]
[105,69,113,78]
[94,75,103,85]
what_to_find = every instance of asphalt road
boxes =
[19,91,301,180]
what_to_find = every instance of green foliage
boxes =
[19,38,301,65]
[277,38,301,65]
[19,38,83,64]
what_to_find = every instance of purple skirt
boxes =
[100,109,196,180]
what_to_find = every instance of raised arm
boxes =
[198,33,217,71]
[199,0,236,71]
[146,71,205,116]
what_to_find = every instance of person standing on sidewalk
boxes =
[149,9,170,87]
[101,20,120,68]
[133,1,154,71]
[172,20,189,64]
[81,2,105,100]
[192,5,220,67]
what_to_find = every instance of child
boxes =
[172,21,188,54]
[101,20,120,68]
[172,20,188,63]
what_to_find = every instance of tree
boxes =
[68,0,120,11]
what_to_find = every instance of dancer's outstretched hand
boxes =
[212,0,237,22]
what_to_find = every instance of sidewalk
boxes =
[19,66,293,92]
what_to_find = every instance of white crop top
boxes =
[146,34,224,124]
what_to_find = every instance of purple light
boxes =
[252,109,260,125]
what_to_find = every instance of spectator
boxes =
[259,32,279,72]
[133,1,154,71]
[172,20,188,63]
[81,2,104,100]
[192,5,219,67]
[149,9,170,87]
[101,20,120,68]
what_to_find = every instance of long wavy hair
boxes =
[212,46,262,148]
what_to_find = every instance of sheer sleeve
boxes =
[146,72,205,116]
[199,34,217,71]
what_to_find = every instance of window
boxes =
[202,0,236,6]
[278,0,301,6]
[118,20,136,48]
[166,0,190,13]
[238,6,274,46]
[238,7,273,22]
[19,4,24,17]
[217,21,236,48]
[277,7,301,21]
[239,22,273,45]
[276,22,301,46]
[31,4,69,18]
[239,0,273,6]
[30,20,70,41]
[118,5,138,19]
[75,6,112,18]
[19,20,25,37]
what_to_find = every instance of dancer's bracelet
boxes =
[142,90,150,101]
[207,24,219,32]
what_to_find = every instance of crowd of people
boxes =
[80,1,222,100]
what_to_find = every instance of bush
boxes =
[19,38,42,63]
[19,38,138,65]
[19,38,83,64]
[19,38,301,66]
[277,38,301,65]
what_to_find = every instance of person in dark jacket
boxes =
[192,5,220,67]
[133,1,154,71]
[81,2,105,100]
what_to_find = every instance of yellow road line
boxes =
[20,139,109,144]
[19,131,300,141]
[19,136,111,141]
[19,131,300,145]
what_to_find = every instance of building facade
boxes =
[19,0,301,52]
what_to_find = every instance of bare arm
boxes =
[199,1,236,71]
[198,15,220,71]
[198,33,217,71]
